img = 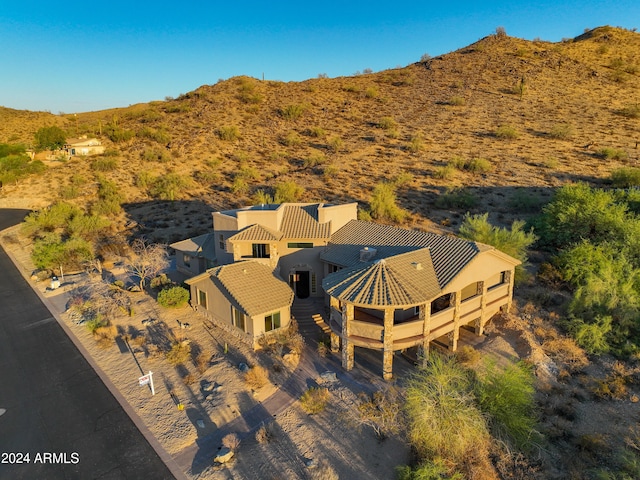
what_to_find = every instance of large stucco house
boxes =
[173,202,520,379]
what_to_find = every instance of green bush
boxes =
[549,123,575,139]
[435,188,478,209]
[217,125,240,141]
[611,167,640,187]
[448,96,466,106]
[91,158,118,172]
[279,103,307,121]
[300,387,330,414]
[405,355,490,465]
[34,126,66,151]
[598,147,628,161]
[433,164,456,180]
[157,286,189,308]
[447,157,492,174]
[281,131,301,147]
[149,174,190,200]
[137,127,171,144]
[476,361,537,450]
[397,460,463,480]
[377,117,397,130]
[370,182,407,222]
[274,181,304,203]
[495,124,520,139]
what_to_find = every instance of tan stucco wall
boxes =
[442,250,518,295]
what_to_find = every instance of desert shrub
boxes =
[307,126,325,137]
[433,164,456,180]
[508,189,545,212]
[135,171,154,189]
[255,423,275,443]
[378,117,397,130]
[542,337,589,371]
[476,361,538,450]
[620,104,640,119]
[68,214,111,239]
[407,135,424,153]
[149,174,190,200]
[542,157,559,169]
[231,177,249,195]
[598,147,628,161]
[328,136,343,153]
[549,123,575,139]
[85,315,108,334]
[300,387,330,414]
[309,460,339,480]
[459,213,536,281]
[157,286,189,308]
[370,182,407,222]
[448,156,491,173]
[245,365,269,389]
[253,189,274,205]
[32,234,94,270]
[91,157,118,172]
[611,167,640,187]
[495,124,520,139]
[222,433,241,451]
[274,181,304,203]
[279,103,307,121]
[456,345,482,367]
[166,341,191,365]
[281,131,301,147]
[196,352,210,374]
[237,77,263,104]
[357,386,404,439]
[138,127,171,144]
[364,86,379,98]
[396,460,463,480]
[105,125,134,143]
[216,125,240,141]
[93,326,117,347]
[435,187,478,209]
[405,354,490,465]
[386,128,400,139]
[142,148,171,163]
[303,154,327,169]
[317,340,329,357]
[448,96,465,106]
[150,273,172,289]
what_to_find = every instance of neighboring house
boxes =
[176,202,520,379]
[64,136,105,157]
[170,233,217,276]
[185,261,294,349]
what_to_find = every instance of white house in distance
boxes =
[64,136,105,157]
[174,202,520,379]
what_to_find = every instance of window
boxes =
[287,242,313,248]
[414,305,420,316]
[328,264,341,274]
[310,273,317,295]
[218,234,225,250]
[232,306,246,331]
[183,254,191,267]
[198,289,207,309]
[252,243,269,258]
[265,311,281,332]
[461,282,480,302]
[488,271,508,290]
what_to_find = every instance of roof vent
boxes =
[412,262,423,271]
[359,247,377,262]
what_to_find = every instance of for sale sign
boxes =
[138,374,151,386]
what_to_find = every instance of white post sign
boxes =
[138,371,155,395]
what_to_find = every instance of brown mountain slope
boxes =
[1,26,639,239]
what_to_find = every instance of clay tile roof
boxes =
[209,261,293,317]
[321,220,479,289]
[322,248,441,307]
[228,224,283,242]
[279,205,331,239]
[170,233,216,260]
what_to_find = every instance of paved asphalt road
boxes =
[0,209,177,479]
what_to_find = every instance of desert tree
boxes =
[34,126,66,151]
[126,238,169,290]
[357,385,404,439]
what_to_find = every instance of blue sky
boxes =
[1,1,638,113]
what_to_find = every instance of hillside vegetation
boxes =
[0,26,638,242]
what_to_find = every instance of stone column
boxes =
[420,303,430,367]
[382,308,394,380]
[330,297,340,353]
[449,292,461,351]
[341,303,354,371]
[476,281,487,336]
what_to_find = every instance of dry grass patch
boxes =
[300,387,330,414]
[244,365,269,389]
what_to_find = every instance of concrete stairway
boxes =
[291,298,331,339]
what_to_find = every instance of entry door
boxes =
[289,271,310,299]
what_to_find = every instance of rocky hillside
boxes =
[1,26,639,241]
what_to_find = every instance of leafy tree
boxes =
[459,213,536,281]
[34,126,66,151]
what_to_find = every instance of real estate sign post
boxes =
[138,371,155,396]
